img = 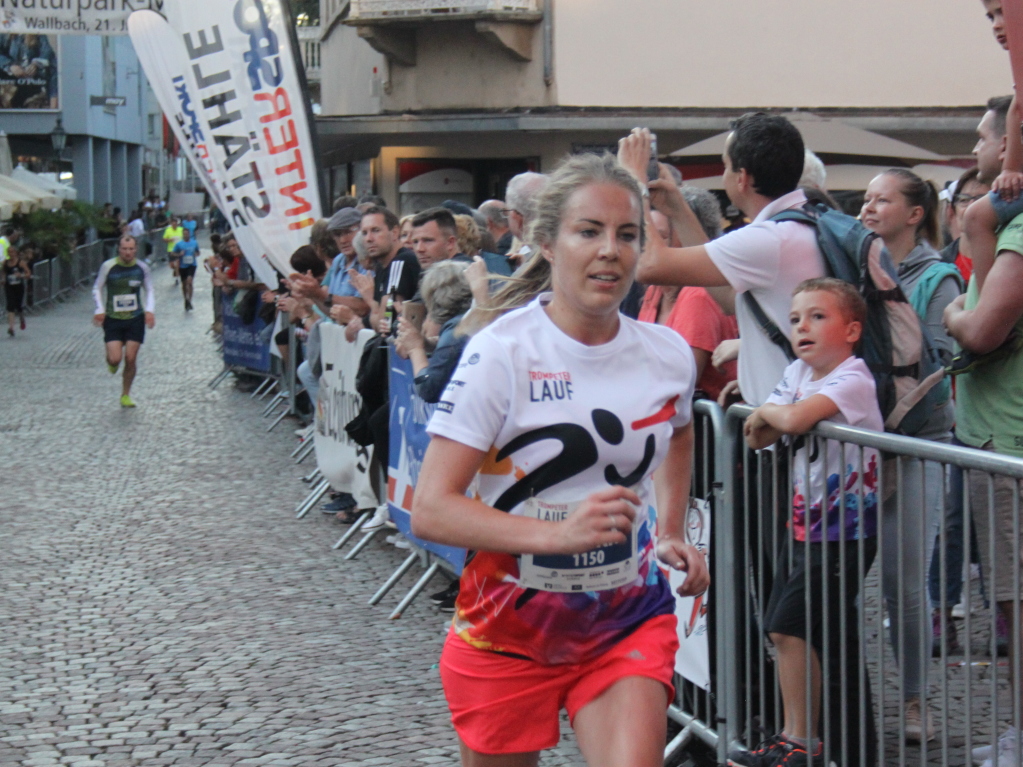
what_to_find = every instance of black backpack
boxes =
[745,202,949,435]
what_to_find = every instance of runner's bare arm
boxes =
[413,435,639,555]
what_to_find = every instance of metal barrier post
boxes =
[295,478,330,519]
[368,551,422,605]
[388,560,441,619]
[286,317,298,416]
[332,511,371,550]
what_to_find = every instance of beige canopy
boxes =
[0,174,61,210]
[11,166,76,201]
[671,112,945,163]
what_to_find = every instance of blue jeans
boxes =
[927,437,985,609]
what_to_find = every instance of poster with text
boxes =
[0,33,57,109]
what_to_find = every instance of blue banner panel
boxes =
[387,348,466,573]
[221,293,271,374]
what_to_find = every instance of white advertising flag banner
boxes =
[314,325,379,511]
[128,0,321,278]
[671,498,712,691]
[0,0,164,35]
[128,10,277,286]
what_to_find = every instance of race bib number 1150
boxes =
[518,496,639,593]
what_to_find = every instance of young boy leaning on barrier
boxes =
[728,278,882,767]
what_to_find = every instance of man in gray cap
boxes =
[290,207,371,322]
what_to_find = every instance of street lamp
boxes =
[50,117,67,172]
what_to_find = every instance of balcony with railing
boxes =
[343,0,543,65]
[297,25,322,83]
[348,0,541,22]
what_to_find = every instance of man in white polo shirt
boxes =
[622,113,823,407]
[621,113,878,765]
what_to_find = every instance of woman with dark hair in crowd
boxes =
[4,246,31,337]
[412,152,708,767]
[860,168,962,742]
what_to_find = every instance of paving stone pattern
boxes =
[0,262,583,766]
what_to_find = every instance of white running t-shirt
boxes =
[427,293,697,665]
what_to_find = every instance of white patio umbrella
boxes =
[0,174,60,209]
[671,112,946,163]
[0,132,12,177]
[11,165,76,200]
[0,177,39,214]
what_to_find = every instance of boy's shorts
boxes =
[989,190,1023,229]
[439,614,678,755]
[764,538,877,647]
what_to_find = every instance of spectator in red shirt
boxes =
[638,188,738,401]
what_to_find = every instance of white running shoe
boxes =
[976,727,1020,766]
[361,504,390,532]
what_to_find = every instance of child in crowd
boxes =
[730,278,882,767]
[963,0,1023,293]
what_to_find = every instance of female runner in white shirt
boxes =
[413,152,710,767]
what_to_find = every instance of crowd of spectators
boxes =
[189,67,1023,762]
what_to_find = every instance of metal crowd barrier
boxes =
[697,402,1023,767]
[5,235,161,316]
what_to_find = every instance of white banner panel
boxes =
[128,1,321,279]
[129,9,277,286]
[672,498,712,691]
[314,325,379,511]
[0,0,163,35]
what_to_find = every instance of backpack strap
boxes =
[908,262,964,320]
[742,291,796,362]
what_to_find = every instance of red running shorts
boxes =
[439,614,678,755]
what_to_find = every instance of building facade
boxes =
[316,0,1012,210]
[2,33,167,212]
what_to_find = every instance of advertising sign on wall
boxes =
[0,33,58,109]
[0,1,163,35]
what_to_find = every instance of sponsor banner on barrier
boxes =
[0,1,165,35]
[671,497,712,690]
[314,325,378,510]
[387,348,466,572]
[127,10,278,287]
[221,292,270,373]
[128,1,321,280]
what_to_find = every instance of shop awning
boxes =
[671,112,945,163]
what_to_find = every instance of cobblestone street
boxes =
[0,262,581,767]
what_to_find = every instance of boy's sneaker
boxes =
[437,593,457,613]
[727,734,822,766]
[931,611,962,656]
[430,581,460,605]
[974,727,1020,766]
[996,612,1010,657]
[903,697,935,742]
